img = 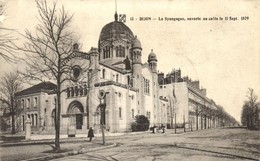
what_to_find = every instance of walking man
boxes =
[88,127,94,142]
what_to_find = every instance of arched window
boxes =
[116,47,119,57]
[116,74,119,82]
[22,115,25,131]
[79,86,83,96]
[34,97,38,107]
[75,86,78,96]
[102,69,106,79]
[35,114,38,126]
[121,47,125,57]
[72,66,81,79]
[132,109,134,118]
[21,99,24,108]
[127,75,130,85]
[27,98,30,108]
[119,107,122,118]
[103,49,105,59]
[116,46,125,57]
[67,88,70,97]
[71,87,74,97]
[31,114,34,126]
[84,84,87,95]
[103,46,110,59]
[51,109,56,126]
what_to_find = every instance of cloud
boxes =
[0,15,5,23]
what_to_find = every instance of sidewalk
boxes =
[21,142,117,161]
[1,131,150,161]
[1,136,118,161]
[0,127,211,147]
[1,128,216,161]
[0,131,148,147]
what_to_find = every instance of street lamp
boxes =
[98,90,106,145]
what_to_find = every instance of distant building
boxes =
[15,82,56,132]
[158,70,223,129]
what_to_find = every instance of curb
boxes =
[0,131,148,147]
[0,138,86,147]
[20,143,117,161]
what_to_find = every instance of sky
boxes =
[0,0,259,122]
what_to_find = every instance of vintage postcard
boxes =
[0,0,259,161]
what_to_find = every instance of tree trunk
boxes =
[201,113,203,130]
[174,113,176,134]
[204,115,207,129]
[196,113,198,130]
[11,108,15,134]
[54,89,61,152]
[170,105,173,129]
[11,97,15,134]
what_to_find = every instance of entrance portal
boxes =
[67,101,84,130]
[76,114,83,129]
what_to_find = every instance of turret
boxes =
[131,36,143,115]
[148,49,157,73]
[89,47,99,70]
[131,36,142,65]
[89,47,100,82]
[131,36,142,86]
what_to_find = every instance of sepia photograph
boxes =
[0,0,259,160]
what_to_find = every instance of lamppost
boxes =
[98,90,106,145]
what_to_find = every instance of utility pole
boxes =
[86,69,92,129]
[183,114,185,132]
[174,113,176,134]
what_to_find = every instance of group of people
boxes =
[151,124,166,133]
[87,124,166,142]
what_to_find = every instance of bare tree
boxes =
[0,71,23,134]
[0,2,4,16]
[192,103,203,130]
[0,2,18,63]
[13,0,90,152]
[241,88,259,129]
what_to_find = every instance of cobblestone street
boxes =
[49,128,259,161]
[1,128,259,161]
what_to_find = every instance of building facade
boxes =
[15,82,57,133]
[158,69,228,129]
[15,13,231,134]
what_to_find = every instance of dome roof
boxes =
[132,36,142,49]
[98,21,134,47]
[148,49,157,61]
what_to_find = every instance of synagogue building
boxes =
[15,13,226,134]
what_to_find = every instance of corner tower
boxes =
[131,36,143,114]
[148,49,157,73]
[148,49,159,125]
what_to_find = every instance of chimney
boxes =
[73,43,79,51]
[191,80,200,89]
[200,88,207,96]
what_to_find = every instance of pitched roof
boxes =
[99,62,129,74]
[15,81,57,96]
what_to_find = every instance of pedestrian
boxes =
[88,127,94,142]
[162,124,165,133]
[152,125,156,133]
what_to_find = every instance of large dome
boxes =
[98,14,137,69]
[98,21,134,48]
